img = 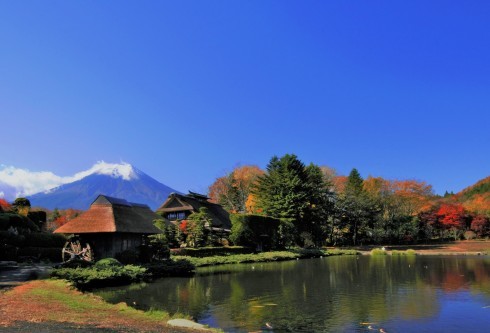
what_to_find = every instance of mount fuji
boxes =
[26,162,179,210]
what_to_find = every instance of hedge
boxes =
[170,246,254,257]
[24,233,67,248]
[17,247,62,262]
[0,213,39,232]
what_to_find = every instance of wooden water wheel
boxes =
[62,239,94,262]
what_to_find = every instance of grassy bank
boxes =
[0,279,216,332]
[51,258,195,290]
[173,248,359,267]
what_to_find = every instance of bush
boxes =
[170,246,254,257]
[27,211,47,229]
[391,249,416,256]
[115,249,139,265]
[94,258,123,268]
[0,213,38,232]
[405,249,416,256]
[57,259,94,269]
[51,264,147,290]
[0,231,26,247]
[24,233,67,248]
[371,248,388,256]
[145,259,195,278]
[17,247,62,262]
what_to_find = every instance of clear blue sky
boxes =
[1,1,489,195]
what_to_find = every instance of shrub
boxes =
[51,264,147,290]
[391,249,416,256]
[27,211,47,229]
[116,249,139,265]
[0,213,38,232]
[94,258,123,268]
[17,247,62,262]
[0,231,26,247]
[371,248,388,256]
[171,246,254,257]
[24,233,67,248]
[405,249,416,256]
[57,259,94,269]
[145,259,195,278]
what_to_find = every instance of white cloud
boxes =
[0,161,136,200]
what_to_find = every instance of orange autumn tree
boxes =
[436,203,468,240]
[209,165,264,213]
[392,180,434,216]
[0,198,11,212]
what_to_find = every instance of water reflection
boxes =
[95,256,490,332]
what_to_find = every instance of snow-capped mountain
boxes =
[3,162,180,210]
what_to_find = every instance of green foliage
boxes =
[27,211,47,228]
[51,264,147,290]
[230,214,282,250]
[462,180,490,200]
[252,154,335,247]
[17,247,62,262]
[94,258,123,268]
[173,249,359,267]
[0,213,39,232]
[170,246,254,257]
[144,259,195,278]
[345,168,364,196]
[186,207,212,248]
[51,259,197,290]
[24,232,67,248]
[371,248,388,256]
[115,249,139,265]
[391,249,416,256]
[58,259,94,268]
[254,154,310,221]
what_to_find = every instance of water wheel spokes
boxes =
[62,240,94,262]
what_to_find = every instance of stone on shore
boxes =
[167,318,209,330]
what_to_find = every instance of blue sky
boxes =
[1,1,489,195]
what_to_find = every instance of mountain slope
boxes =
[28,165,178,210]
[455,176,490,214]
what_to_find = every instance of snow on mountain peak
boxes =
[0,161,140,200]
[74,161,139,181]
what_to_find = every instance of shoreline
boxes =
[1,240,490,332]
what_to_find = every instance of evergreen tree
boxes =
[337,168,380,245]
[253,154,334,247]
[345,168,364,196]
[254,154,310,221]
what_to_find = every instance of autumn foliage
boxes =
[0,198,11,212]
[209,165,264,213]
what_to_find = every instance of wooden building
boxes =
[54,195,162,261]
[156,192,232,231]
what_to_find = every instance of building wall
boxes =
[82,233,145,259]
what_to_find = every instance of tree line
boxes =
[209,154,490,247]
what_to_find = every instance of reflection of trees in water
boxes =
[94,256,490,332]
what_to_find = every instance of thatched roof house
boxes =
[55,195,162,260]
[156,192,232,230]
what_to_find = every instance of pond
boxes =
[94,255,490,332]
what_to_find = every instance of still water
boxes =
[95,256,490,332]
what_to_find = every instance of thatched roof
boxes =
[156,192,231,229]
[54,195,162,234]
